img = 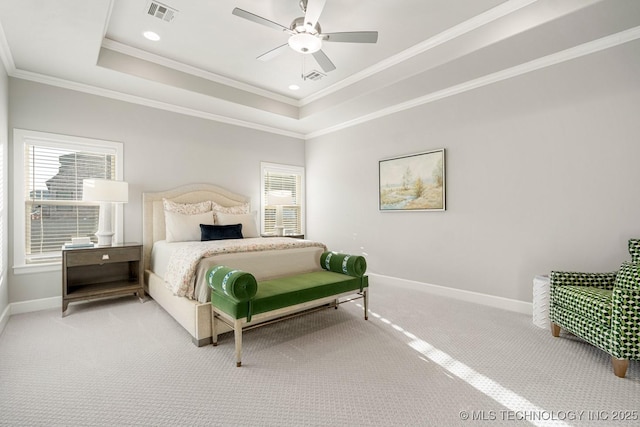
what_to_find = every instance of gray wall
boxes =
[306,41,640,303]
[8,78,305,303]
[6,40,640,307]
[0,62,7,316]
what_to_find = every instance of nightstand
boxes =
[62,243,144,316]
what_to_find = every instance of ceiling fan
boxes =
[232,0,378,73]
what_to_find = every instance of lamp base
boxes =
[96,202,115,246]
[95,231,115,247]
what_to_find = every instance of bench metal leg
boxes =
[211,306,218,346]
[364,288,369,320]
[234,319,243,367]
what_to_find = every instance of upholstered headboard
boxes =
[142,183,250,272]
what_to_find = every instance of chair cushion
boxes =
[553,286,613,327]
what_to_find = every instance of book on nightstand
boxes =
[63,243,95,249]
[63,237,95,249]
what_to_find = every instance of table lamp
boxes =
[267,190,293,236]
[82,178,128,246]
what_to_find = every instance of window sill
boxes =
[13,262,61,275]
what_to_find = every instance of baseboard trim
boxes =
[10,296,61,315]
[1,276,532,326]
[369,273,532,315]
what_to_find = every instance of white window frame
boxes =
[260,162,305,236]
[12,129,124,274]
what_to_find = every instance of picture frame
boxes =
[379,149,445,211]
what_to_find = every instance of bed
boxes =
[142,183,326,346]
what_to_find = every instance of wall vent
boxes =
[302,70,326,81]
[147,1,178,23]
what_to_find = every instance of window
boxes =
[260,162,305,235]
[13,130,123,272]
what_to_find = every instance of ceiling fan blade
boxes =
[323,31,378,43]
[232,8,290,32]
[312,49,336,72]
[304,0,326,28]
[257,44,288,61]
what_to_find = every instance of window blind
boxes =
[24,144,116,263]
[261,164,304,235]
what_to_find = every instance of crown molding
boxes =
[2,4,638,142]
[103,0,541,109]
[10,68,305,139]
[0,19,15,75]
[300,0,540,106]
[305,26,640,139]
[7,25,640,141]
[101,38,300,107]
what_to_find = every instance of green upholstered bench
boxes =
[207,252,369,367]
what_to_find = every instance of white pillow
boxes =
[211,201,250,221]
[165,210,215,242]
[215,212,259,238]
[163,198,212,215]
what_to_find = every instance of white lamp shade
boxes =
[267,190,293,206]
[82,179,128,203]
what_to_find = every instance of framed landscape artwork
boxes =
[379,149,445,211]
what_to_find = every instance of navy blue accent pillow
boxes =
[200,223,243,241]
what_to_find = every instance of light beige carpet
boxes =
[0,276,638,426]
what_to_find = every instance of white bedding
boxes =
[151,237,327,303]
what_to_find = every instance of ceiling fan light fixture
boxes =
[288,33,321,54]
[232,3,378,73]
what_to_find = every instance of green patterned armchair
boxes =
[550,239,640,378]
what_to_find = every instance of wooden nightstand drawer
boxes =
[64,247,141,267]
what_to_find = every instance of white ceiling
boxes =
[1,0,639,138]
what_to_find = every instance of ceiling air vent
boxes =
[302,70,326,81]
[147,1,178,23]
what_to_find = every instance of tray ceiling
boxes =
[1,0,639,137]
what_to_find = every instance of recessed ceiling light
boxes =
[143,31,160,41]
[288,84,300,91]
